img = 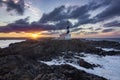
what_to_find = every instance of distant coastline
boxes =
[0,37,120,43]
[84,38,120,42]
[0,37,120,40]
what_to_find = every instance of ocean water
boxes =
[0,40,25,48]
[85,38,120,42]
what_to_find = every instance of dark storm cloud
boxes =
[73,16,93,27]
[13,17,29,25]
[0,0,2,4]
[102,29,114,33]
[31,20,72,30]
[39,1,102,24]
[55,20,72,29]
[104,21,120,27]
[71,27,83,32]
[0,0,119,33]
[0,17,41,32]
[39,0,112,27]
[0,0,3,5]
[0,18,72,32]
[1,2,97,32]
[69,5,89,19]
[74,0,118,24]
[0,0,25,15]
[94,0,120,22]
[39,6,66,23]
[3,17,35,32]
[39,0,111,26]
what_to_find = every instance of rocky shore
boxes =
[0,39,120,80]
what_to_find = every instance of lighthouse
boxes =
[59,25,71,40]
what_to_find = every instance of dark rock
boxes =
[1,39,118,80]
[1,39,119,59]
[77,59,99,69]
[0,53,107,80]
[0,48,1,52]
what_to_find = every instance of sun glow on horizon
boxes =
[0,32,43,39]
[30,33,40,39]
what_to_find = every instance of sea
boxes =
[85,38,120,43]
[0,39,25,48]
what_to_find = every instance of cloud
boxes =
[31,20,72,30]
[1,3,98,33]
[102,29,114,33]
[0,17,41,32]
[104,21,120,27]
[94,0,120,22]
[39,2,101,24]
[39,6,67,23]
[39,0,112,28]
[71,27,83,32]
[69,5,89,19]
[84,32,98,35]
[0,0,25,15]
[41,30,59,35]
[0,17,72,32]
[0,0,119,33]
[95,28,102,30]
[55,20,72,29]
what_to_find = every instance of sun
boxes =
[31,33,39,39]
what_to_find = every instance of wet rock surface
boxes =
[77,59,100,69]
[0,39,119,80]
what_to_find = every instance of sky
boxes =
[0,0,120,38]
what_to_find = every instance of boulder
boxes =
[77,59,99,69]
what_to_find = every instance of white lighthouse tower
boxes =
[59,25,71,40]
